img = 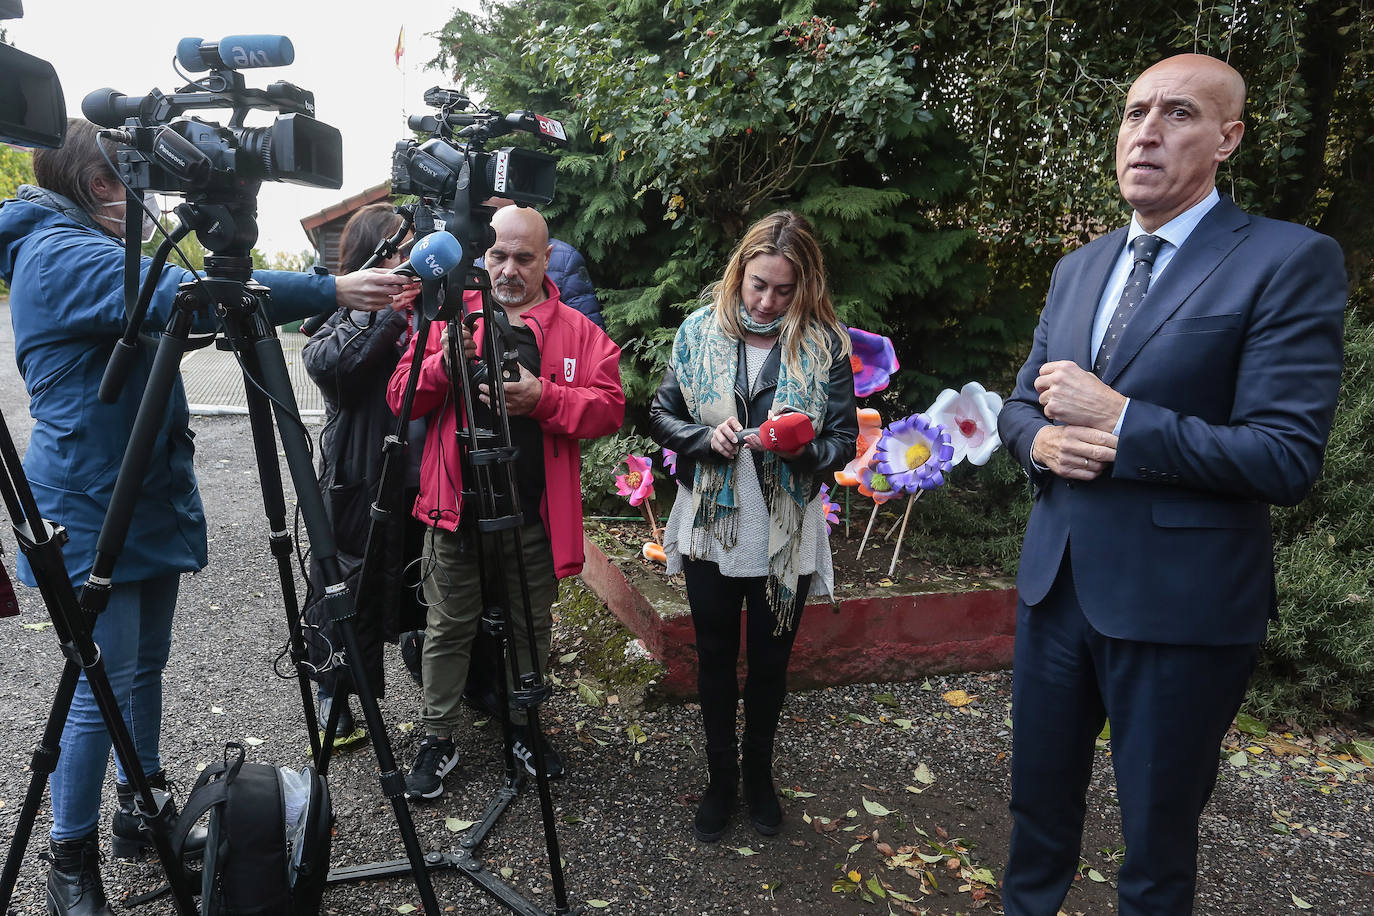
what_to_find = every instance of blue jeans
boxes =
[50,575,178,841]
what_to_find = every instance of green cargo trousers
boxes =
[418,521,557,737]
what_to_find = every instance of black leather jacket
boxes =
[649,331,858,500]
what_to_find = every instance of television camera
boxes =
[80,34,341,254]
[391,86,568,265]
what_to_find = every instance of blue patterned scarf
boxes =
[671,304,829,632]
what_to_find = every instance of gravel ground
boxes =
[1,330,1372,915]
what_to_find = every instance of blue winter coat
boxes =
[0,186,338,587]
[546,238,604,329]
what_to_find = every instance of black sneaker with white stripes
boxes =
[511,726,565,780]
[405,734,458,800]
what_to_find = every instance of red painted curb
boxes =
[579,533,1017,698]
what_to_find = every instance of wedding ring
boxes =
[1082,456,1088,468]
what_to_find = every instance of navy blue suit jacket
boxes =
[998,197,1346,646]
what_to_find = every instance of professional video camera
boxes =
[80,34,341,254]
[0,0,67,148]
[391,86,568,264]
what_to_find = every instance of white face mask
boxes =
[98,192,158,243]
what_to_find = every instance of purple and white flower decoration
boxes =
[873,413,954,493]
[847,327,900,397]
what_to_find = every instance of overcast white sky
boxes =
[8,1,481,256]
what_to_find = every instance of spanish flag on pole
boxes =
[394,27,405,69]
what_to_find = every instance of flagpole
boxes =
[396,25,407,133]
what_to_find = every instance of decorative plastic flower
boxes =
[661,448,677,475]
[834,408,884,488]
[857,465,902,504]
[874,413,954,493]
[819,484,840,530]
[847,327,900,397]
[615,454,654,506]
[925,382,1004,467]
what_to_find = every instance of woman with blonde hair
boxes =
[650,210,857,841]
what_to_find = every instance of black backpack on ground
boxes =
[172,742,332,915]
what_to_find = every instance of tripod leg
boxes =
[496,527,574,915]
[0,662,79,908]
[237,357,323,764]
[461,507,573,913]
[228,322,443,916]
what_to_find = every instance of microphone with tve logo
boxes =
[299,231,462,337]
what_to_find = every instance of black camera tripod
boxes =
[321,205,580,916]
[57,196,445,915]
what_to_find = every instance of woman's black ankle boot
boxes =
[112,769,207,859]
[741,740,782,836]
[693,751,739,843]
[44,831,115,916]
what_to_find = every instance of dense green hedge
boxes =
[1252,306,1374,721]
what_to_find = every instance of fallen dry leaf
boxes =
[942,690,974,708]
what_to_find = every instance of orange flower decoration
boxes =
[834,408,883,488]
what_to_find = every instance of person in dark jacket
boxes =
[302,202,427,748]
[0,119,412,916]
[545,237,604,329]
[997,55,1345,915]
[649,210,857,843]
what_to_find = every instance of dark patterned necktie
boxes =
[1093,234,1165,376]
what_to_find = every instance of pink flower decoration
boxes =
[615,454,654,506]
[925,382,1004,466]
[847,327,900,397]
[661,448,678,475]
[819,483,840,530]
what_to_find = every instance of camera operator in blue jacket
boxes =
[0,118,412,916]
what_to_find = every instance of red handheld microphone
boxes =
[735,410,815,452]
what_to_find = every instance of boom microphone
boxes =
[299,232,464,337]
[175,35,295,73]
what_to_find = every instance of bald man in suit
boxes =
[997,54,1346,915]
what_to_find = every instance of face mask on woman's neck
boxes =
[97,191,158,243]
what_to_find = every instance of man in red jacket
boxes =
[387,205,625,799]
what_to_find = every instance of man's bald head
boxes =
[1115,53,1247,231]
[1138,54,1246,121]
[487,205,553,312]
[491,205,550,249]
